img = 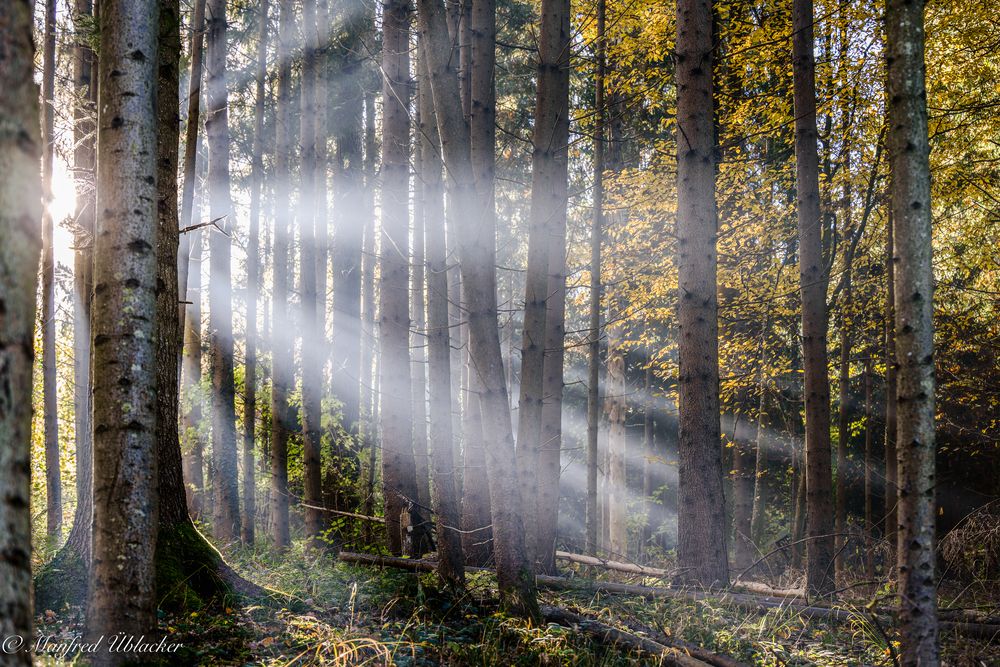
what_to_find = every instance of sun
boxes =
[49,155,79,268]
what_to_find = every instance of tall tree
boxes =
[66,0,98,564]
[270,0,295,550]
[243,0,269,546]
[177,0,207,330]
[411,124,432,511]
[886,0,938,658]
[300,0,326,548]
[791,0,834,596]
[41,0,62,544]
[380,0,430,555]
[674,0,730,587]
[533,0,571,571]
[416,0,539,618]
[85,0,160,656]
[329,0,367,492]
[606,316,627,556]
[585,0,607,556]
[205,0,241,543]
[419,49,466,586]
[0,2,42,659]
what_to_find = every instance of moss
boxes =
[155,520,235,612]
[35,548,88,611]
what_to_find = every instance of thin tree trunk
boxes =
[675,0,730,588]
[732,414,754,571]
[300,0,325,548]
[205,0,241,544]
[416,0,540,619]
[749,389,769,557]
[419,51,466,585]
[791,0,834,596]
[177,0,206,334]
[863,359,874,580]
[586,0,606,557]
[0,2,42,658]
[41,0,62,545]
[606,316,627,557]
[66,0,97,564]
[411,118,431,509]
[834,275,852,579]
[329,0,367,502]
[270,0,295,550]
[641,362,654,553]
[886,0,938,658]
[534,0,571,572]
[86,0,160,655]
[242,0,268,546]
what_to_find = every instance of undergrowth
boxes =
[31,540,1000,665]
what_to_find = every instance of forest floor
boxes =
[32,541,1000,666]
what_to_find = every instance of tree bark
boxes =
[534,0,571,572]
[329,0,367,503]
[380,0,431,556]
[791,0,834,596]
[66,0,97,565]
[863,360,875,580]
[419,50,466,586]
[675,0,730,588]
[411,125,432,510]
[732,415,754,571]
[41,0,63,546]
[177,0,206,335]
[205,0,241,544]
[586,0,606,557]
[270,0,295,550]
[86,0,161,655]
[416,0,539,619]
[0,2,42,659]
[242,0,268,546]
[886,0,938,659]
[607,315,627,557]
[300,0,325,548]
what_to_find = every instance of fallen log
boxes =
[555,550,676,579]
[731,581,805,599]
[540,606,712,666]
[618,617,749,667]
[337,552,1000,641]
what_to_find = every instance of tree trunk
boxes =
[416,0,539,619]
[86,0,160,656]
[300,0,325,548]
[863,360,874,580]
[641,362,654,553]
[419,50,466,586]
[269,0,295,550]
[242,0,268,546]
[675,0,730,588]
[886,0,938,658]
[731,415,754,571]
[179,0,207,518]
[586,0,606,557]
[205,0,241,544]
[534,0,571,572]
[749,389,769,558]
[177,0,206,335]
[411,128,432,510]
[0,2,42,658]
[329,0,367,505]
[380,0,431,556]
[65,0,97,565]
[606,316,627,557]
[41,0,63,546]
[791,0,834,596]
[883,212,898,555]
[834,276,852,579]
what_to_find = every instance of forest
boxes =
[0,0,998,663]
